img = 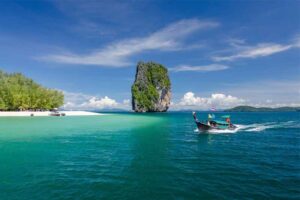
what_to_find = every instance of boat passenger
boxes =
[226,118,230,123]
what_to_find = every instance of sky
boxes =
[0,0,299,110]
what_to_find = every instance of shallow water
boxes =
[0,112,299,199]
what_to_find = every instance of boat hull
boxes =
[195,121,237,132]
[192,112,237,133]
[195,122,211,132]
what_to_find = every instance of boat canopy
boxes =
[221,115,230,118]
[212,120,229,125]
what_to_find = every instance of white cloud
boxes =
[171,92,245,110]
[61,79,300,111]
[63,91,92,104]
[63,91,245,111]
[292,35,300,48]
[227,38,246,47]
[39,19,218,67]
[80,96,118,109]
[213,43,293,61]
[62,91,130,110]
[63,101,76,109]
[219,80,300,105]
[212,35,300,62]
[122,99,131,106]
[169,64,229,72]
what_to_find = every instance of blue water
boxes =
[0,112,299,199]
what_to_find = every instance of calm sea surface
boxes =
[0,112,299,199]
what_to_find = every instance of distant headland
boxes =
[225,106,300,112]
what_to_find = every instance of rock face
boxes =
[132,62,171,112]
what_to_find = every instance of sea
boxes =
[0,112,299,199]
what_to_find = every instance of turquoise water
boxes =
[0,112,299,199]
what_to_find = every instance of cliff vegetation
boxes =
[132,62,171,112]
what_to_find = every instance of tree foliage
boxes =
[0,70,64,111]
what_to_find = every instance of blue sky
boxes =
[0,0,299,110]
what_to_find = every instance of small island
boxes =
[131,61,171,112]
[225,106,300,112]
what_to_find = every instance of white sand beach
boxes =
[0,111,104,117]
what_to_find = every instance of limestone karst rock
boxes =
[131,62,171,112]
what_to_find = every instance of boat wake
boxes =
[194,121,299,134]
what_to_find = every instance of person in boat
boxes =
[226,117,230,123]
[225,117,230,127]
[222,115,234,128]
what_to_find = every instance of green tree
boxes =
[0,70,64,111]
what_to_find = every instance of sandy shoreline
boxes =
[0,111,103,117]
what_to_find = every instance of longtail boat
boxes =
[192,112,237,132]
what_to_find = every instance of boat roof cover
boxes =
[212,120,229,125]
[221,115,230,118]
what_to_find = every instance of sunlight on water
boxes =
[0,114,165,139]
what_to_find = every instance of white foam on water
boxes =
[244,124,274,132]
[243,121,298,132]
[208,125,242,134]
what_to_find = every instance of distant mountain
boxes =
[225,106,300,112]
